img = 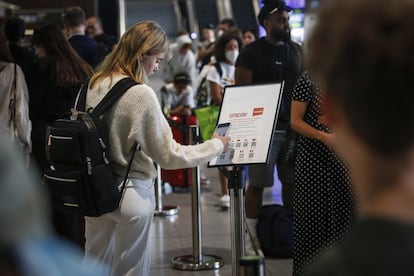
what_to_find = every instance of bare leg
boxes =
[219,170,228,196]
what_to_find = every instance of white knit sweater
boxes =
[86,75,223,180]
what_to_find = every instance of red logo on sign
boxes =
[253,107,264,116]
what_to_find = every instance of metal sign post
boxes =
[222,165,246,276]
[171,125,223,271]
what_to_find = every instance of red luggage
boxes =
[161,115,198,188]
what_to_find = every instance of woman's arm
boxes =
[235,65,252,85]
[209,81,223,105]
[290,100,333,146]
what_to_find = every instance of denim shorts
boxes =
[248,131,286,188]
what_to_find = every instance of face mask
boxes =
[225,50,239,64]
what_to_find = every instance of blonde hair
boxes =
[90,20,169,88]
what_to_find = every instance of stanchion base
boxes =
[154,205,179,216]
[171,254,223,271]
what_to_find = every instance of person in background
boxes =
[160,72,194,116]
[0,132,108,276]
[26,23,93,247]
[206,30,242,209]
[62,6,103,68]
[242,28,258,47]
[199,18,239,69]
[28,23,93,173]
[197,23,216,69]
[200,23,216,49]
[86,15,117,55]
[304,0,414,275]
[291,71,356,275]
[83,20,229,275]
[0,28,31,161]
[235,0,303,255]
[163,32,197,88]
[3,17,35,76]
[216,18,238,38]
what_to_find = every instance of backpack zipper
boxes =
[44,174,77,182]
[48,134,73,146]
[98,138,110,164]
[86,157,92,175]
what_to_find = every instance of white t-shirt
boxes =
[161,82,195,111]
[206,62,235,103]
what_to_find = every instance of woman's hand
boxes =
[319,131,335,148]
[317,114,331,128]
[212,132,230,152]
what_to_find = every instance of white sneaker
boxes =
[245,237,264,257]
[219,194,230,208]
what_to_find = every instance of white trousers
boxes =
[84,178,155,276]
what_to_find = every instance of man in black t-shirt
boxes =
[235,0,302,256]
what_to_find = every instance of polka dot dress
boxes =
[292,72,356,276]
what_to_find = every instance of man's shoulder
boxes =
[286,40,303,55]
[244,37,266,51]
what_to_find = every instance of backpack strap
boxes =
[119,141,138,199]
[75,77,138,116]
[91,78,138,117]
[213,62,223,78]
[75,78,91,112]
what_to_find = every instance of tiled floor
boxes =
[149,165,293,276]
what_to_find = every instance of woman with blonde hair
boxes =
[84,20,229,275]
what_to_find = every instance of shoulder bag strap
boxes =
[119,142,138,199]
[8,64,17,132]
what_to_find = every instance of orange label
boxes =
[253,107,264,116]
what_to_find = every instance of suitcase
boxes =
[161,115,198,188]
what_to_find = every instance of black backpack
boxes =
[43,77,137,217]
[256,204,293,258]
[195,62,223,108]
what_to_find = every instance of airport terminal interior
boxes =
[148,163,292,276]
[0,0,316,275]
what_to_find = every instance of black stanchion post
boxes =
[240,255,265,276]
[226,165,247,276]
[170,125,224,270]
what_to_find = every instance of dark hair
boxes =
[242,28,258,40]
[32,24,93,87]
[219,18,237,29]
[173,72,191,85]
[307,0,414,159]
[202,23,215,30]
[258,0,292,26]
[3,17,25,43]
[0,29,13,62]
[62,6,85,28]
[213,30,243,62]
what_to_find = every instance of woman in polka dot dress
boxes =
[290,71,356,275]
